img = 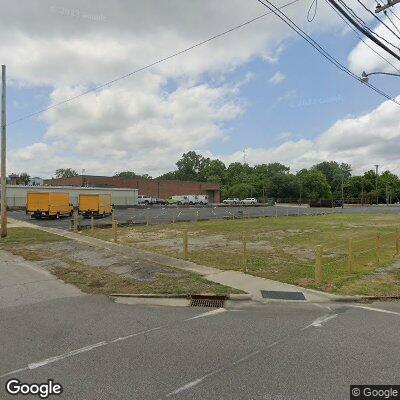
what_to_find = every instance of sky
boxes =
[1,0,400,178]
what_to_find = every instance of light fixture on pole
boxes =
[361,71,400,83]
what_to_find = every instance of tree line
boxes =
[34,151,400,203]
[156,151,399,203]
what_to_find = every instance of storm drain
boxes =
[189,295,227,308]
[261,290,306,301]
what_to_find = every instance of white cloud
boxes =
[216,96,400,175]
[1,0,374,177]
[348,16,400,74]
[269,71,285,85]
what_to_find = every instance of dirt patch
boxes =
[12,241,180,282]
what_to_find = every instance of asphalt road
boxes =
[1,253,400,399]
[9,205,400,230]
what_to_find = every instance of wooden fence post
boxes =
[113,219,118,242]
[146,209,150,226]
[242,235,248,273]
[396,228,399,256]
[73,214,78,232]
[315,245,323,285]
[376,232,381,265]
[91,216,94,232]
[347,238,353,273]
[183,229,188,260]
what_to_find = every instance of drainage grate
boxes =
[189,294,227,308]
[260,290,306,300]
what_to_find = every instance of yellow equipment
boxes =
[78,194,112,217]
[26,192,73,219]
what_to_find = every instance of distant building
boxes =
[28,177,44,186]
[44,175,221,203]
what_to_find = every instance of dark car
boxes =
[155,198,166,205]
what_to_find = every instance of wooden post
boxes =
[315,245,323,285]
[172,212,175,224]
[90,215,94,232]
[396,228,399,256]
[183,229,188,260]
[286,209,289,217]
[376,232,381,265]
[297,206,300,216]
[146,209,150,226]
[73,214,78,232]
[242,235,248,272]
[111,209,115,223]
[194,209,198,223]
[113,219,118,242]
[275,206,278,218]
[347,238,353,273]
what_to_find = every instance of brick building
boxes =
[44,175,221,203]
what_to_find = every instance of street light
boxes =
[361,71,400,83]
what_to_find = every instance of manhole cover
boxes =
[260,290,306,300]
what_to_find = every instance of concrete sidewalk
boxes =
[8,218,355,303]
[0,251,82,309]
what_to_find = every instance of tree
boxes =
[114,171,153,180]
[55,168,78,178]
[225,183,255,199]
[311,161,351,197]
[17,172,30,185]
[297,170,331,200]
[175,151,210,181]
[203,159,226,184]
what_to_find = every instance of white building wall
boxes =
[5,186,138,208]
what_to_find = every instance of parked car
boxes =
[223,198,240,205]
[138,195,157,205]
[241,197,258,205]
[155,198,166,205]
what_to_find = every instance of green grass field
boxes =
[85,213,400,296]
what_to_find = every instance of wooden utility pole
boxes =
[1,65,7,238]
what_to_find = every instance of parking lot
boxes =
[9,204,400,230]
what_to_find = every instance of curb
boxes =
[110,293,252,301]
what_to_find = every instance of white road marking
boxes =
[349,305,400,316]
[164,336,290,397]
[0,325,167,380]
[0,307,228,380]
[303,314,337,329]
[185,308,227,321]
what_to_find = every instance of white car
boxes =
[223,198,240,205]
[138,195,157,205]
[241,197,258,205]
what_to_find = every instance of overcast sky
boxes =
[2,0,400,178]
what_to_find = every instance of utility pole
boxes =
[1,65,7,237]
[375,0,400,13]
[374,164,379,205]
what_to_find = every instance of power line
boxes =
[326,0,400,73]
[354,0,400,41]
[327,0,400,61]
[255,0,400,105]
[337,0,400,50]
[7,0,302,127]
[384,10,400,35]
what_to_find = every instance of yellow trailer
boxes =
[26,192,73,219]
[78,194,112,217]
